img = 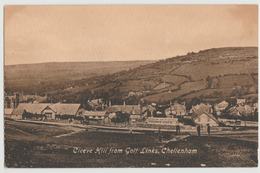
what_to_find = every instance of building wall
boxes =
[42,109,56,119]
[9,114,22,120]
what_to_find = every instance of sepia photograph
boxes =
[3,4,258,168]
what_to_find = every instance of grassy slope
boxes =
[5,120,258,167]
[122,47,258,102]
[5,47,258,103]
[58,47,257,103]
[4,61,153,94]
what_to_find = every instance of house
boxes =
[228,104,254,117]
[41,105,57,119]
[237,98,246,106]
[244,105,254,115]
[103,112,117,124]
[4,108,13,115]
[215,101,229,111]
[11,103,51,120]
[9,102,82,120]
[191,103,213,115]
[106,104,144,124]
[84,111,107,122]
[44,103,82,119]
[228,106,244,117]
[143,105,156,117]
[88,99,106,110]
[4,108,14,119]
[214,100,229,116]
[192,112,219,127]
[106,104,142,115]
[165,102,186,117]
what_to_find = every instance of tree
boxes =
[79,89,92,108]
[186,97,201,110]
[111,112,130,124]
[126,96,139,105]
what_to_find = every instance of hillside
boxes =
[5,47,258,104]
[4,61,153,94]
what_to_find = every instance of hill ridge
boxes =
[5,47,258,104]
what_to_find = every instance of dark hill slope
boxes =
[4,61,154,94]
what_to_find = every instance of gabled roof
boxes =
[49,103,80,115]
[228,106,241,115]
[192,103,212,115]
[42,105,57,113]
[228,105,254,116]
[214,101,229,112]
[12,103,51,115]
[217,101,229,108]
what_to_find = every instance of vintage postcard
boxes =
[3,5,258,168]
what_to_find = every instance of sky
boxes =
[4,5,258,65]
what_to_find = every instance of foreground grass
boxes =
[4,120,258,167]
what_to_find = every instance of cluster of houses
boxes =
[225,99,258,117]
[5,103,83,120]
[4,97,258,128]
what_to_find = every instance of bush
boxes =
[111,112,130,123]
[178,117,196,126]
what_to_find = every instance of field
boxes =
[175,59,257,81]
[4,120,258,167]
[5,47,258,103]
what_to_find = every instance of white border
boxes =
[0,1,259,173]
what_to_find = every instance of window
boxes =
[45,113,52,118]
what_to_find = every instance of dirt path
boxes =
[15,119,258,142]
